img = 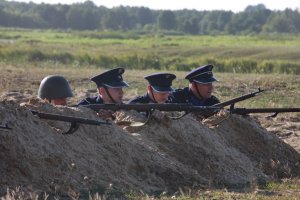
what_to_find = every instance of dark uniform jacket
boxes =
[78,96,118,119]
[127,93,155,104]
[127,93,156,117]
[169,87,220,106]
[78,96,104,105]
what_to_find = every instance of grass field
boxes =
[1,28,300,73]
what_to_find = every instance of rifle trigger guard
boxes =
[267,112,278,118]
[0,123,12,130]
[168,111,190,120]
[62,121,80,135]
[5,123,12,130]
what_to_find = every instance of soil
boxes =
[0,93,299,196]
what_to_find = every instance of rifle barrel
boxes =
[214,88,264,108]
[79,103,221,113]
[230,108,300,115]
[77,103,300,118]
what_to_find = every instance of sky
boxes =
[6,0,300,12]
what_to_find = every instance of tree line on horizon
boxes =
[0,0,299,34]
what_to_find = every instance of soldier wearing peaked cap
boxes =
[128,72,176,119]
[128,72,176,104]
[78,68,129,119]
[169,64,220,106]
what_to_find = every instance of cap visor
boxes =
[103,81,129,88]
[193,77,218,84]
[152,86,173,93]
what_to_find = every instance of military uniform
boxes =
[128,93,154,104]
[128,72,176,104]
[78,68,129,106]
[169,87,219,106]
[169,64,220,106]
[78,96,104,105]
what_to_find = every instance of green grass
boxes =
[3,179,300,199]
[1,29,300,72]
[125,179,300,199]
[2,28,300,46]
[3,33,300,60]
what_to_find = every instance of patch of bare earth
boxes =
[255,113,300,153]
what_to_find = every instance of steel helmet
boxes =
[38,75,73,100]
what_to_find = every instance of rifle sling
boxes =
[104,86,116,104]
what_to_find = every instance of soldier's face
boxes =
[99,87,124,103]
[193,82,214,99]
[148,86,170,104]
[153,91,170,104]
[52,98,67,106]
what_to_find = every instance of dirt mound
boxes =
[0,97,300,196]
[258,113,300,152]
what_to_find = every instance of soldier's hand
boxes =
[151,109,165,120]
[97,109,115,120]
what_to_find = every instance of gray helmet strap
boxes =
[149,87,157,103]
[104,86,117,103]
[193,82,204,100]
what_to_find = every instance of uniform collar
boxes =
[96,96,104,104]
[144,93,156,103]
[188,88,206,106]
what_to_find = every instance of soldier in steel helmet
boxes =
[128,72,176,119]
[78,67,129,119]
[169,64,220,106]
[38,75,73,106]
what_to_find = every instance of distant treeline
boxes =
[1,0,300,34]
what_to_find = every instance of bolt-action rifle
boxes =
[229,107,300,118]
[78,103,221,114]
[213,88,264,109]
[31,110,111,134]
[77,88,298,121]
[77,88,264,114]
[78,103,300,119]
[180,88,265,118]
